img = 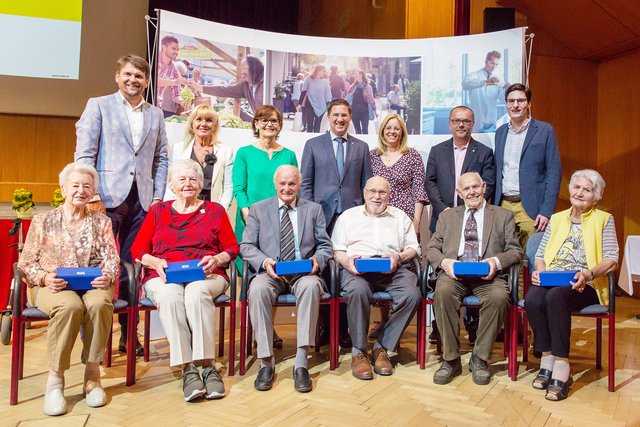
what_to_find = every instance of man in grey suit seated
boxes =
[240,165,333,393]
[427,172,521,386]
[332,176,422,380]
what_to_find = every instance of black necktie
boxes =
[462,208,479,262]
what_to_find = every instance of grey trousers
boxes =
[340,265,421,352]
[248,273,325,359]
[434,272,510,361]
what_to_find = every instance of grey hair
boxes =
[168,159,204,191]
[456,171,483,190]
[59,162,99,188]
[569,169,606,202]
[273,164,301,183]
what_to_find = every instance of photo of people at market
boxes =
[267,51,421,134]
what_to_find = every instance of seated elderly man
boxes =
[240,165,332,393]
[427,172,521,385]
[332,176,421,380]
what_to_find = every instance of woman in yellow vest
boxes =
[525,169,618,401]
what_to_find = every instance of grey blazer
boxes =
[424,137,495,231]
[240,196,333,277]
[300,131,372,225]
[426,203,522,277]
[75,92,169,210]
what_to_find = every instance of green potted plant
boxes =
[51,188,64,208]
[272,81,288,113]
[12,188,35,218]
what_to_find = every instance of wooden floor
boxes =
[1,297,640,426]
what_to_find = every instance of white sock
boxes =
[551,359,571,382]
[84,362,101,393]
[540,354,555,372]
[46,370,65,395]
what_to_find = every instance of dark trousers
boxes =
[106,184,147,337]
[352,111,369,134]
[525,285,599,358]
[305,109,324,133]
[340,266,420,351]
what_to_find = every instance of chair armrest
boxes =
[228,261,238,302]
[131,262,143,307]
[239,259,249,301]
[412,257,424,295]
[328,258,339,297]
[509,263,521,303]
[12,263,24,317]
[607,271,615,314]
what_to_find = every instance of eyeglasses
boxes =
[450,119,473,126]
[365,188,388,197]
[259,118,280,126]
[506,98,528,105]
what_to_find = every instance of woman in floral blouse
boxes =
[18,162,119,416]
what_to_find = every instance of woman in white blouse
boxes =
[164,105,234,208]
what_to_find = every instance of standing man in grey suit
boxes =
[333,176,421,380]
[301,98,373,346]
[75,54,168,356]
[301,98,373,234]
[240,165,332,393]
[494,83,561,250]
[427,172,521,386]
[424,105,496,344]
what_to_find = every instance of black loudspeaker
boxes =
[483,7,515,33]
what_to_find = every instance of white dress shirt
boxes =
[501,118,530,196]
[118,91,145,151]
[278,198,301,261]
[456,200,501,269]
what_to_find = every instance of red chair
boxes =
[238,259,336,375]
[421,264,518,370]
[330,257,424,370]
[508,232,616,391]
[126,261,238,385]
[9,261,133,405]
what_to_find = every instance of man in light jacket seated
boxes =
[240,165,333,393]
[332,176,422,380]
[426,172,521,386]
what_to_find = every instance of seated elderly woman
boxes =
[131,158,238,402]
[18,162,119,416]
[525,169,618,402]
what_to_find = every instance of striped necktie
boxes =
[280,204,295,262]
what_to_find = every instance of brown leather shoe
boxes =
[372,347,393,376]
[351,352,374,380]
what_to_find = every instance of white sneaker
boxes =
[85,386,107,408]
[43,389,68,416]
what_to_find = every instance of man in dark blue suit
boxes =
[424,105,496,344]
[493,84,561,249]
[425,106,496,233]
[301,99,373,234]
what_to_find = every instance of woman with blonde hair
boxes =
[164,104,234,208]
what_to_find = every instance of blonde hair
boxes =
[375,114,409,155]
[183,104,220,148]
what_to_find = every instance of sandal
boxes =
[545,376,573,401]
[532,368,552,390]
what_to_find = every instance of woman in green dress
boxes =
[233,104,298,258]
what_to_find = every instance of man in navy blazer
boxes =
[494,84,561,248]
[75,54,168,355]
[425,106,496,233]
[241,165,332,393]
[300,99,373,234]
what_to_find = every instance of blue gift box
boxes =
[454,262,490,277]
[56,267,102,291]
[166,260,205,283]
[355,258,391,273]
[275,260,313,275]
[539,271,578,287]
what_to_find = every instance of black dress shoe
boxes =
[293,367,312,393]
[254,366,275,391]
[119,335,144,357]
